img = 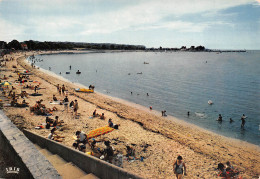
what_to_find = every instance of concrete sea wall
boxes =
[0,110,61,179]
[23,129,142,179]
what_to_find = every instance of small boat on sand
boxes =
[75,88,94,93]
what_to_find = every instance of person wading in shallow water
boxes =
[241,114,246,128]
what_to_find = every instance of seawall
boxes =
[23,129,142,179]
[0,110,61,178]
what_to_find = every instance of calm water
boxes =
[33,51,260,145]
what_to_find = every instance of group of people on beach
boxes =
[217,161,240,178]
[1,52,251,178]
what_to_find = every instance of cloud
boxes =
[0,18,25,42]
[78,0,250,35]
[0,0,256,41]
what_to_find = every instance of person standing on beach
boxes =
[34,85,37,93]
[58,87,62,95]
[63,96,69,112]
[73,100,79,116]
[61,84,65,95]
[57,84,60,92]
[173,156,187,179]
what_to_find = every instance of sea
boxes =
[32,51,260,146]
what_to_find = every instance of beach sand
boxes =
[1,51,259,179]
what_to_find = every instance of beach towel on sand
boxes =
[87,126,114,138]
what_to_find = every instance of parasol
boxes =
[0,81,12,86]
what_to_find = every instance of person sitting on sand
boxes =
[48,128,56,140]
[173,156,187,179]
[218,114,223,121]
[75,131,88,145]
[46,121,51,129]
[226,161,234,170]
[16,100,29,107]
[225,161,240,178]
[73,143,86,153]
[126,146,135,160]
[53,116,59,127]
[108,118,119,129]
[22,100,28,105]
[217,163,227,178]
[69,100,74,108]
[48,128,64,142]
[108,118,113,128]
[46,116,53,124]
[100,113,105,120]
[93,109,97,117]
[53,95,58,101]
[104,141,114,164]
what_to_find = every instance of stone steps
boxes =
[34,144,99,179]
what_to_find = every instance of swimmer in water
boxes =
[217,114,222,121]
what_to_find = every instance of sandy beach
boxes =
[1,51,259,179]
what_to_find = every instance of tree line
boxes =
[0,40,146,51]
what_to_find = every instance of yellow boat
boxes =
[75,88,94,93]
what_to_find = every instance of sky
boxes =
[0,0,259,49]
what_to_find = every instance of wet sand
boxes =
[1,51,259,179]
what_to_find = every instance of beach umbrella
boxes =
[87,126,114,139]
[0,81,12,86]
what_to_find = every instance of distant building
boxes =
[21,43,28,50]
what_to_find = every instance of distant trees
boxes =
[1,39,206,52]
[7,40,21,50]
[0,41,7,49]
[0,39,146,51]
